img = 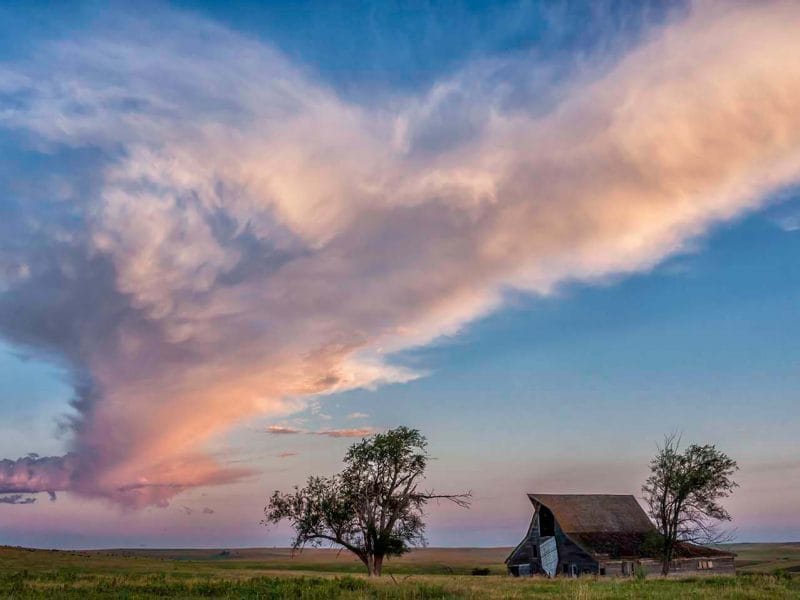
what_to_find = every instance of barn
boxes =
[506,493,735,577]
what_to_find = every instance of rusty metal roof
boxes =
[528,493,654,533]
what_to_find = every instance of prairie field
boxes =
[1,543,799,598]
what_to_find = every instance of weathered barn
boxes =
[506,494,735,577]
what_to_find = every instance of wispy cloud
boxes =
[266,425,374,438]
[202,507,215,515]
[265,426,303,435]
[312,428,375,439]
[774,213,800,232]
[277,452,298,459]
[346,412,369,420]
[2,1,800,507]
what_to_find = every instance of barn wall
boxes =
[600,560,625,577]
[507,510,543,576]
[526,509,545,574]
[601,557,735,577]
[552,516,598,575]
[506,541,537,571]
[662,557,736,576]
[555,533,598,575]
[509,503,602,576]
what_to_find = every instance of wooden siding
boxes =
[602,556,735,577]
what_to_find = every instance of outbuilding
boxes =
[506,493,735,577]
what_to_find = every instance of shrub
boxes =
[771,568,793,582]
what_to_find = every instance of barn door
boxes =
[540,536,558,577]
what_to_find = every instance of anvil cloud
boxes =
[1,1,800,507]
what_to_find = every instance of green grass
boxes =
[0,544,798,599]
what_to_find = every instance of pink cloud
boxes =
[265,425,303,435]
[0,454,77,496]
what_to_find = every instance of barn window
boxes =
[531,545,538,558]
[698,560,714,570]
[539,507,555,536]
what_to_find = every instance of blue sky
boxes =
[0,0,799,547]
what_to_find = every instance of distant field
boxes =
[1,543,798,598]
[725,542,800,574]
[83,547,514,575]
[80,542,800,575]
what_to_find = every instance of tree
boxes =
[641,433,738,575]
[263,426,470,576]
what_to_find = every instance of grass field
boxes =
[0,543,798,598]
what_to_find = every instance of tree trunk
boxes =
[366,554,384,576]
[661,538,673,576]
[359,555,372,576]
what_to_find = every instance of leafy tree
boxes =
[263,426,470,576]
[642,433,738,575]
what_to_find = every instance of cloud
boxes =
[2,1,800,507]
[0,494,37,505]
[266,424,373,438]
[277,452,298,459]
[346,412,369,420]
[265,426,303,435]
[0,455,77,495]
[774,213,800,232]
[312,428,375,439]
[202,507,215,515]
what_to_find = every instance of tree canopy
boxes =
[642,433,738,575]
[263,426,470,576]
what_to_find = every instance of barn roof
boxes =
[567,532,735,559]
[528,494,654,533]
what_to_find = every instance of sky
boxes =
[0,0,799,548]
